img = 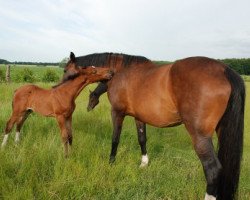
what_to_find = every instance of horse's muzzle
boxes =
[106,70,114,80]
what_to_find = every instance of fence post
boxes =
[6,65,11,83]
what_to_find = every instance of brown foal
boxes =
[1,64,113,157]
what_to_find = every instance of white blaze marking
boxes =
[204,193,216,200]
[15,132,20,143]
[140,154,149,168]
[1,135,9,147]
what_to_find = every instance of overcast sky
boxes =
[0,0,250,62]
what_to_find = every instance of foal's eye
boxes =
[63,69,66,73]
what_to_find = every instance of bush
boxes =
[0,69,5,82]
[22,68,36,83]
[42,69,59,82]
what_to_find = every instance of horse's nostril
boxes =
[109,70,114,76]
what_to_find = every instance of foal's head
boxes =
[62,52,113,83]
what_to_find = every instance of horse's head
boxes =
[87,90,100,111]
[63,52,113,82]
[61,52,80,82]
[80,65,114,82]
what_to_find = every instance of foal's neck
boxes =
[55,75,88,100]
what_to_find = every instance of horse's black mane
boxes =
[75,53,151,68]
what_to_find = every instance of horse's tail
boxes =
[217,66,245,200]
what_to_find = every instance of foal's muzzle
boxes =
[106,70,114,80]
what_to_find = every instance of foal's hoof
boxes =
[139,154,149,168]
[139,162,148,168]
[109,156,116,164]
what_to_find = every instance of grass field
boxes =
[0,80,249,199]
[0,64,62,83]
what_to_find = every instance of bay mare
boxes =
[64,52,245,200]
[1,65,113,156]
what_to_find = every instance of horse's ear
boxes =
[70,52,76,62]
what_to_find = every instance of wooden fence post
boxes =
[6,65,11,83]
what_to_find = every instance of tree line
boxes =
[154,58,250,75]
[1,58,250,75]
[0,59,58,66]
[218,58,250,75]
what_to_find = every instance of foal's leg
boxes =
[188,130,221,200]
[56,115,70,157]
[65,115,73,146]
[135,119,148,167]
[109,109,125,164]
[1,113,19,147]
[15,110,32,143]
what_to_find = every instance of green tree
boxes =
[42,69,59,82]
[59,58,68,68]
[22,68,36,83]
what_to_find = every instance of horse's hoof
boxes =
[87,107,93,112]
[139,154,149,168]
[109,156,116,164]
[139,162,148,168]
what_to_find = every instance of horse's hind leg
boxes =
[1,114,19,147]
[15,110,32,143]
[135,119,148,167]
[188,129,221,200]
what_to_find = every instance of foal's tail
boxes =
[217,67,245,200]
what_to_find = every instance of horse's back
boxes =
[13,84,52,114]
[14,84,39,100]
[170,57,231,135]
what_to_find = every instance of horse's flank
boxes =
[108,63,181,127]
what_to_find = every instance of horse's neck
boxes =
[56,75,87,100]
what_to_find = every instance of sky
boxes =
[0,0,250,62]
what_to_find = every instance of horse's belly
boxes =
[128,104,182,128]
[28,96,55,117]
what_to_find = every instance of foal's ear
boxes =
[70,52,76,62]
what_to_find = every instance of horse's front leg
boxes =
[135,119,148,167]
[65,115,73,146]
[109,109,125,164]
[56,115,71,157]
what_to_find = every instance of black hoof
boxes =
[87,107,93,112]
[109,156,116,164]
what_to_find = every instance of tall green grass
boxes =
[0,81,249,199]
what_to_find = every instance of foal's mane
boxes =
[52,73,80,89]
[75,53,151,68]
